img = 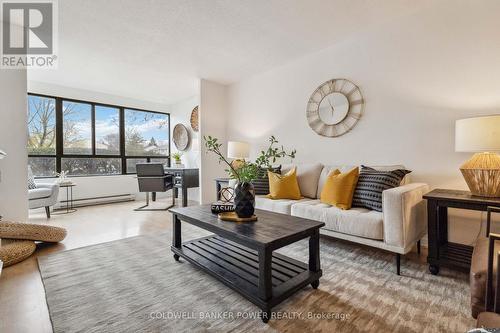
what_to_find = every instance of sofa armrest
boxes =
[382,183,429,250]
[35,183,60,202]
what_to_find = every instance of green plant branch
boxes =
[203,136,242,182]
[203,135,296,183]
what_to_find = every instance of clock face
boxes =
[306,79,364,137]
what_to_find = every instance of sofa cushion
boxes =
[28,188,53,200]
[317,165,356,198]
[291,200,384,240]
[255,195,313,215]
[368,165,411,185]
[317,164,409,198]
[470,236,499,319]
[252,166,281,195]
[320,167,359,210]
[268,168,301,200]
[352,166,412,212]
[282,163,323,198]
[477,312,500,329]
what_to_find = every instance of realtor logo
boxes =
[1,0,58,68]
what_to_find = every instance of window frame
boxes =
[28,93,171,178]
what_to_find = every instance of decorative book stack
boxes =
[211,201,234,214]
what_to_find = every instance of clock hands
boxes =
[327,97,335,117]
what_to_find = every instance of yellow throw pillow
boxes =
[320,167,359,210]
[267,167,302,200]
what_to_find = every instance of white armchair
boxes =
[29,183,60,218]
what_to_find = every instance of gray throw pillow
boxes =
[352,166,411,212]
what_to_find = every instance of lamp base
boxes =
[460,152,500,198]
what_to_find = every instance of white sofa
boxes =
[29,183,60,218]
[255,163,429,275]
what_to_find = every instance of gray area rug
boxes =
[38,233,476,333]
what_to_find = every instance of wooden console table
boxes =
[423,189,500,275]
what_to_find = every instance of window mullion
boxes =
[91,104,96,156]
[55,97,63,174]
[120,108,126,175]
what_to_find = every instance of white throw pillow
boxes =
[281,163,323,199]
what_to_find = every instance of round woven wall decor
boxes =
[173,124,190,151]
[190,106,199,132]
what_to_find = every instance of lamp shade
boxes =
[227,141,250,159]
[455,115,500,152]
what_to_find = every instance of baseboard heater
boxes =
[56,193,135,209]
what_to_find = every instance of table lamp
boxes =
[227,141,250,169]
[227,141,250,159]
[455,115,500,197]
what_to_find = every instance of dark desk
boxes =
[165,168,199,207]
[423,189,500,275]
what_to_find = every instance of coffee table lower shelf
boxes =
[171,235,321,320]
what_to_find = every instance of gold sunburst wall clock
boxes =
[306,78,364,137]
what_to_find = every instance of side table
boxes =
[54,183,77,214]
[423,189,500,275]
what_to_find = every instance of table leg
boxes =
[70,186,73,210]
[258,248,272,300]
[258,248,272,322]
[438,206,448,246]
[182,187,188,207]
[427,199,440,275]
[309,230,321,288]
[172,214,181,261]
[66,186,70,213]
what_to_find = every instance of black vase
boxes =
[234,182,255,218]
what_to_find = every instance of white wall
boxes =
[170,95,201,201]
[28,82,201,204]
[200,80,228,204]
[0,69,28,222]
[226,1,500,245]
[28,81,172,112]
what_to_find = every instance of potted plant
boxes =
[172,152,183,166]
[254,135,296,170]
[204,135,296,218]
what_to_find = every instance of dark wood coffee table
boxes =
[169,205,325,323]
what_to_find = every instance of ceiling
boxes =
[28,0,431,105]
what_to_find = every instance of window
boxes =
[28,96,57,176]
[62,158,122,176]
[28,96,56,155]
[125,109,169,157]
[28,157,57,177]
[27,94,171,177]
[95,106,120,155]
[126,158,147,174]
[63,101,92,155]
